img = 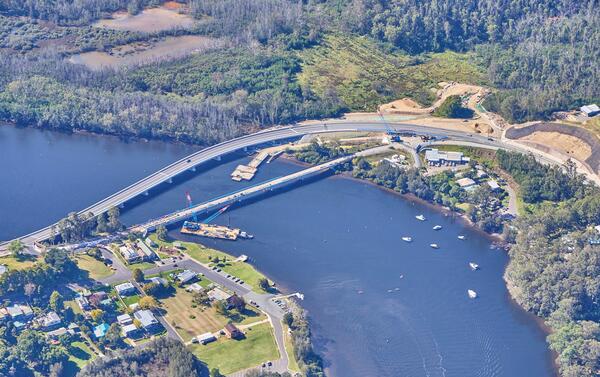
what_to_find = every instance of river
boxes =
[0,125,555,377]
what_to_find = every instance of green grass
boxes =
[189,323,280,374]
[153,237,271,293]
[283,324,300,374]
[0,254,39,271]
[63,340,95,376]
[122,294,141,306]
[75,254,114,280]
[297,34,486,111]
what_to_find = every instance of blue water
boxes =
[0,125,555,377]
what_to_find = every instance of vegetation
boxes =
[433,95,474,118]
[79,337,203,377]
[190,323,279,375]
[75,254,114,280]
[285,301,325,377]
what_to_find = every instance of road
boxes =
[98,252,290,375]
[1,120,526,251]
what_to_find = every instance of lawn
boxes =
[152,237,271,293]
[162,287,227,342]
[63,340,95,376]
[0,254,39,271]
[189,323,280,374]
[64,299,83,315]
[75,254,114,280]
[283,324,300,374]
[121,294,141,307]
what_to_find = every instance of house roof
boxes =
[487,180,500,190]
[149,277,167,285]
[207,287,232,301]
[133,310,158,328]
[6,305,23,317]
[581,104,599,114]
[115,282,135,293]
[177,270,196,283]
[456,177,476,187]
[224,323,241,334]
[117,314,132,324]
[137,240,155,257]
[42,312,61,327]
[121,323,138,334]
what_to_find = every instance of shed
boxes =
[456,178,476,188]
[487,180,500,191]
[115,282,136,296]
[223,323,243,339]
[196,332,217,345]
[581,104,600,117]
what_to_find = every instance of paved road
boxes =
[0,121,517,250]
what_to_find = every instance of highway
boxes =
[0,120,556,249]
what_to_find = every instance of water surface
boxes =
[0,125,555,377]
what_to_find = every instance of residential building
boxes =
[487,180,501,191]
[581,104,600,117]
[0,308,8,323]
[207,287,232,302]
[117,314,133,326]
[46,327,68,339]
[148,277,167,286]
[456,177,477,189]
[6,304,33,321]
[145,237,158,248]
[223,323,243,339]
[176,270,197,284]
[133,310,161,332]
[137,240,157,260]
[115,282,136,296]
[94,323,110,338]
[40,311,61,329]
[75,296,90,311]
[186,283,204,293]
[0,265,8,276]
[119,245,139,263]
[121,323,142,338]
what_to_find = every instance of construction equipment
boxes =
[378,111,401,142]
[185,192,198,222]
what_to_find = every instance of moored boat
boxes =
[458,235,466,240]
[430,243,439,249]
[433,225,442,230]
[468,289,478,299]
[416,215,426,221]
[402,236,412,242]
[469,262,479,270]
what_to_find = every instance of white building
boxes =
[581,104,600,117]
[456,177,477,188]
[115,282,136,296]
[136,240,157,260]
[148,277,167,286]
[176,270,197,284]
[487,180,501,191]
[196,332,216,345]
[75,296,90,311]
[117,314,132,326]
[119,245,139,263]
[40,311,61,329]
[133,310,160,331]
[207,287,232,302]
[425,149,469,166]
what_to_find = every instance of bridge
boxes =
[133,155,353,233]
[0,120,565,251]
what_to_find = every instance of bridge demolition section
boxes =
[132,155,352,234]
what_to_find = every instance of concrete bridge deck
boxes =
[133,155,353,233]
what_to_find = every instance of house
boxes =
[476,170,488,179]
[46,327,68,339]
[207,287,232,302]
[13,321,27,332]
[145,237,158,248]
[75,296,90,311]
[581,104,600,117]
[67,323,80,334]
[119,245,140,263]
[40,311,61,330]
[137,240,157,261]
[121,323,142,339]
[6,304,33,321]
[115,282,136,296]
[186,283,204,293]
[0,308,8,323]
[148,277,167,286]
[456,177,477,189]
[487,180,501,191]
[223,323,243,339]
[117,313,133,326]
[196,332,216,345]
[0,265,8,276]
[133,310,161,332]
[424,149,469,166]
[176,270,197,284]
[173,242,184,249]
[93,323,110,338]
[88,291,109,307]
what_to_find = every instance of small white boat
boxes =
[430,243,439,249]
[468,289,478,299]
[416,215,426,221]
[402,236,412,242]
[433,225,442,230]
[458,235,466,240]
[469,262,479,270]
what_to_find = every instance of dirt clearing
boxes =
[94,5,196,33]
[520,131,592,161]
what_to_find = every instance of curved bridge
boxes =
[0,121,533,250]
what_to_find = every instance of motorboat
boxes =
[402,236,412,242]
[433,225,442,230]
[430,243,439,249]
[458,235,466,240]
[468,289,478,299]
[469,262,479,270]
[415,215,426,221]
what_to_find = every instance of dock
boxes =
[231,150,270,181]
[180,222,241,240]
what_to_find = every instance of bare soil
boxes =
[94,6,196,33]
[520,131,592,162]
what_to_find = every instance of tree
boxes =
[213,300,228,316]
[103,323,124,349]
[8,240,24,259]
[133,268,144,282]
[228,294,246,312]
[258,278,270,292]
[192,291,211,307]
[156,225,168,241]
[283,312,294,328]
[90,309,104,322]
[49,291,63,312]
[138,296,158,310]
[107,207,122,231]
[210,368,225,377]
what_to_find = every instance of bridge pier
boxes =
[167,178,173,184]
[190,166,196,172]
[143,191,149,196]
[215,156,222,161]
[119,203,125,209]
